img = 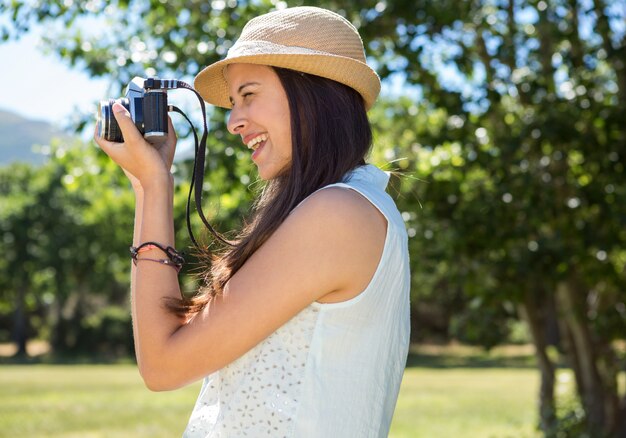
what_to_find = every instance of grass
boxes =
[390,367,540,437]
[0,365,200,437]
[0,344,542,437]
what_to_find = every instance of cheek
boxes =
[271,104,292,157]
[279,123,292,159]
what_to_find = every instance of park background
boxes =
[0,0,625,436]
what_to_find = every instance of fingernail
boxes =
[112,103,126,113]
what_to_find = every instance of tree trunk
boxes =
[13,285,28,357]
[519,290,556,434]
[556,313,585,404]
[55,291,81,351]
[536,5,556,94]
[616,396,626,438]
[592,0,626,104]
[556,278,619,435]
[567,0,584,69]
[596,342,620,436]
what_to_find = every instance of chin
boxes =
[257,168,274,181]
[258,163,290,181]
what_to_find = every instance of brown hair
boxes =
[166,67,372,317]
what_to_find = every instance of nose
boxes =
[227,105,247,135]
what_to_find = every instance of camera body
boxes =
[96,77,168,145]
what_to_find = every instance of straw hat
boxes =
[194,6,381,110]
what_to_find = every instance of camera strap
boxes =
[149,78,233,249]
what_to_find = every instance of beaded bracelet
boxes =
[129,241,185,272]
[133,257,182,273]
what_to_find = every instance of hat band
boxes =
[226,40,338,60]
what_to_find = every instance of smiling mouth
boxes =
[246,134,268,150]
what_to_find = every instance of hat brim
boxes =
[194,53,381,111]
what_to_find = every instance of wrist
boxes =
[141,173,174,194]
[131,182,144,195]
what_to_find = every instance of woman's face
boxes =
[226,63,292,180]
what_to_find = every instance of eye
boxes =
[230,90,255,107]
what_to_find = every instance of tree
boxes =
[366,0,626,435]
[0,140,131,355]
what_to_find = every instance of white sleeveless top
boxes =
[184,164,411,438]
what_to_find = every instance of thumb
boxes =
[112,102,143,144]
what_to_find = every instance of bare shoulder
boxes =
[291,185,387,232]
[286,186,387,302]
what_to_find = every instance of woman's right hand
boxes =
[94,102,177,191]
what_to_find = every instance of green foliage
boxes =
[363,0,626,346]
[76,305,134,357]
[0,139,133,352]
[449,304,512,350]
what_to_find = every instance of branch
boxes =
[536,5,556,94]
[592,0,614,57]
[568,0,584,69]
[592,0,626,103]
[504,0,529,105]
[476,29,496,101]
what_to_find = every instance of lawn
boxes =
[0,345,543,437]
[391,367,540,437]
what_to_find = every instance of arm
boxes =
[95,103,184,377]
[129,185,142,360]
[132,174,184,380]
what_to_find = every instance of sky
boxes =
[0,21,201,159]
[0,25,204,162]
[0,27,110,127]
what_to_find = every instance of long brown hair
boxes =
[167,67,372,317]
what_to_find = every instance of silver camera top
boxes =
[125,77,147,120]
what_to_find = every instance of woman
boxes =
[95,6,410,437]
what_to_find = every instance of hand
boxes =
[94,102,177,190]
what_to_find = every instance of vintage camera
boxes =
[96,77,168,145]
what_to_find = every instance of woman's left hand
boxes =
[94,102,177,189]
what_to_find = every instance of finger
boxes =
[166,116,177,157]
[93,127,138,179]
[112,102,144,145]
[93,119,132,165]
[94,131,126,163]
[167,116,177,144]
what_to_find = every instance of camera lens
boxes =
[96,98,128,142]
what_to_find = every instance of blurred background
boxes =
[0,0,624,437]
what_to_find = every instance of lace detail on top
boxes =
[184,305,321,438]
